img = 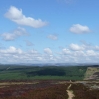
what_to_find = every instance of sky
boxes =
[0,0,99,64]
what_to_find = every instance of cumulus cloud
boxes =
[69,43,85,51]
[47,34,58,40]
[62,48,71,54]
[0,47,42,63]
[0,44,99,64]
[86,50,96,56]
[0,46,22,54]
[29,49,39,54]
[69,43,99,51]
[94,46,99,50]
[5,6,48,28]
[70,24,91,34]
[44,48,52,55]
[80,41,99,51]
[1,27,28,41]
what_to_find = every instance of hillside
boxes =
[0,65,86,80]
[0,65,99,80]
[84,67,99,80]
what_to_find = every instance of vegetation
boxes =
[84,67,99,80]
[0,81,69,99]
[0,65,87,80]
[0,65,99,99]
[70,83,99,99]
[0,81,99,99]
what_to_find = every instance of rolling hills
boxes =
[0,64,99,80]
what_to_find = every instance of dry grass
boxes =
[84,67,99,80]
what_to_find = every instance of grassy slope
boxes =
[0,65,87,80]
[84,67,99,80]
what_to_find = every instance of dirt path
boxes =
[66,84,75,99]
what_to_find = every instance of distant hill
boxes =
[0,63,99,66]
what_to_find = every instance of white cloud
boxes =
[70,24,90,34]
[81,42,99,51]
[0,44,99,64]
[5,6,48,28]
[62,48,71,54]
[69,43,85,51]
[94,46,99,50]
[29,49,38,54]
[73,51,86,57]
[44,48,52,55]
[86,50,96,56]
[1,27,28,41]
[47,34,58,40]
[0,46,22,54]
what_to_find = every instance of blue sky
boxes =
[0,0,99,64]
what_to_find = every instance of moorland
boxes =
[0,64,99,99]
